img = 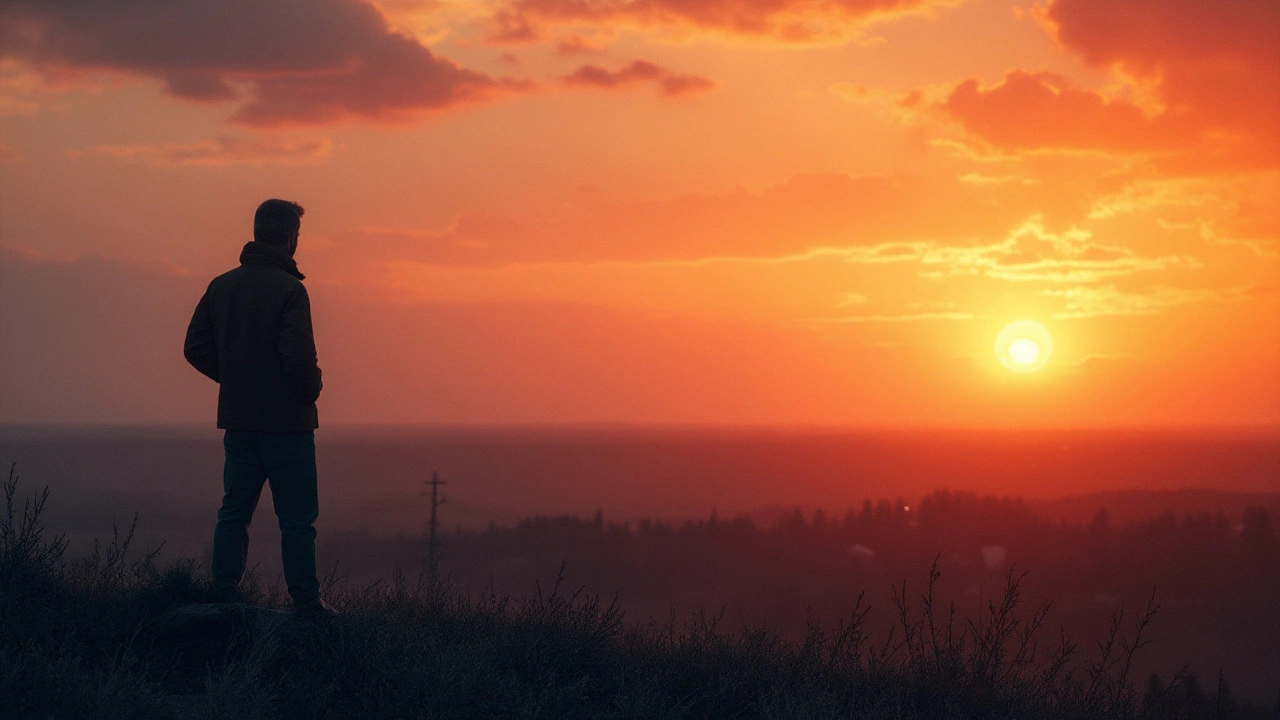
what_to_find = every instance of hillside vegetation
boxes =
[1,465,1272,719]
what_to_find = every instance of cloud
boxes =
[941,71,1188,153]
[368,243,992,327]
[554,34,609,55]
[1043,0,1279,78]
[815,311,975,323]
[0,0,530,126]
[488,0,956,45]
[313,178,1184,285]
[1044,285,1243,319]
[912,216,1196,284]
[485,7,541,43]
[563,60,663,88]
[319,173,1025,267]
[323,174,910,266]
[835,292,870,307]
[1085,176,1280,262]
[0,60,46,117]
[311,213,1192,329]
[958,173,1037,187]
[657,73,717,98]
[932,0,1280,171]
[563,60,715,97]
[1188,220,1280,260]
[69,136,338,168]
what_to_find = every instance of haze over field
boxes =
[4,425,1277,553]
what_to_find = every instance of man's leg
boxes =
[261,431,321,603]
[212,430,268,592]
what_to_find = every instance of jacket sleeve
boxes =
[279,285,323,402]
[183,289,220,382]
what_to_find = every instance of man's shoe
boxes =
[294,596,339,620]
[211,586,248,604]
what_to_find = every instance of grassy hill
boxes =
[2,467,1272,719]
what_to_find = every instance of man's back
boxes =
[185,241,322,431]
[186,199,333,616]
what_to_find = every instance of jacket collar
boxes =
[239,241,305,280]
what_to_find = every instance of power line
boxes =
[425,469,447,589]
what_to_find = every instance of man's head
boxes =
[254,199,305,255]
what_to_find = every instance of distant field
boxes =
[2,425,1277,539]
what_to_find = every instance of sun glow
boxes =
[996,320,1052,373]
[1008,337,1040,366]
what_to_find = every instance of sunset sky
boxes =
[1,0,1278,426]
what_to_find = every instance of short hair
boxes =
[254,199,305,245]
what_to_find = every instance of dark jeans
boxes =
[212,430,320,602]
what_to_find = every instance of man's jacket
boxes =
[184,241,322,431]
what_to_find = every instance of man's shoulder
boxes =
[208,264,304,292]
[208,266,241,285]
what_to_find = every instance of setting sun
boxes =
[1009,338,1040,366]
[996,320,1052,373]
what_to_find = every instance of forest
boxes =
[311,488,1280,707]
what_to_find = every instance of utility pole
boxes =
[425,470,447,589]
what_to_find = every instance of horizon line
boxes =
[2,420,1279,435]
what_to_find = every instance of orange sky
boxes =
[1,0,1278,426]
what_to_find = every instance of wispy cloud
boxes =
[485,0,959,46]
[0,60,47,118]
[813,311,975,323]
[554,34,611,55]
[1044,285,1254,319]
[1191,221,1279,260]
[835,292,870,307]
[958,173,1037,187]
[69,136,338,167]
[867,216,1195,283]
[563,60,715,97]
[324,211,1192,296]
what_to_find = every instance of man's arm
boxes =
[184,289,220,382]
[279,285,323,402]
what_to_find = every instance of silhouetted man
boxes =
[184,199,335,617]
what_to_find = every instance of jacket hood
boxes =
[239,241,305,280]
